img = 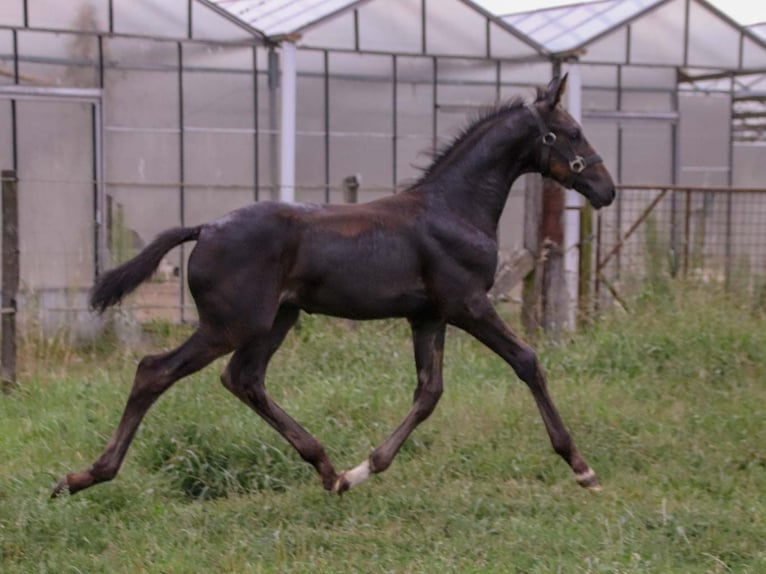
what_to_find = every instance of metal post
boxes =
[392,54,398,193]
[324,50,331,203]
[725,73,735,289]
[565,60,583,328]
[253,46,260,202]
[279,41,297,203]
[178,43,186,322]
[2,170,19,393]
[432,57,438,152]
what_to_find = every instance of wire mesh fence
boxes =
[595,185,766,307]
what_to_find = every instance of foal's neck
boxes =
[424,110,536,236]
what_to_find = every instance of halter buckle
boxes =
[570,156,586,173]
[542,132,557,146]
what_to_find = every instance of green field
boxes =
[1,283,765,573]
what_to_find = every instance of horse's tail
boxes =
[90,225,202,313]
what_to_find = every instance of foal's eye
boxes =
[569,129,582,141]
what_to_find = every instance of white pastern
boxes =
[344,460,372,489]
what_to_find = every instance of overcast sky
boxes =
[476,0,766,25]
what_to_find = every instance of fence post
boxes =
[578,202,593,326]
[2,169,19,393]
[540,179,567,339]
[522,174,543,338]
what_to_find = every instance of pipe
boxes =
[279,41,297,203]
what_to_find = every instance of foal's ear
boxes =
[537,74,569,108]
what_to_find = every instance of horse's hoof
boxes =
[51,477,70,499]
[575,468,601,491]
[332,473,350,495]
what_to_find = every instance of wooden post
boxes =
[522,174,543,339]
[578,202,593,326]
[2,169,19,393]
[541,179,567,339]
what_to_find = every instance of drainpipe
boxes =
[564,60,583,329]
[279,39,297,203]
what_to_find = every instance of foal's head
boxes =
[527,75,616,209]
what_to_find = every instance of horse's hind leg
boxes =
[334,319,446,493]
[220,306,340,491]
[452,294,600,490]
[52,329,230,497]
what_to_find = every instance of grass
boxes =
[1,282,765,573]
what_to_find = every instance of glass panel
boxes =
[329,53,393,134]
[397,57,433,138]
[0,100,11,173]
[191,0,255,41]
[426,0,486,57]
[0,30,14,85]
[106,130,180,184]
[0,0,24,27]
[329,136,393,199]
[297,73,325,133]
[489,21,541,59]
[501,0,662,53]
[742,36,766,68]
[628,0,684,65]
[18,30,99,87]
[500,61,551,85]
[358,0,422,54]
[687,2,740,68]
[183,70,255,129]
[185,187,254,226]
[183,42,254,72]
[582,120,619,175]
[295,133,327,200]
[184,132,255,188]
[17,99,94,289]
[299,10,355,50]
[621,66,676,89]
[581,64,618,88]
[105,68,179,129]
[212,0,360,36]
[397,135,431,187]
[678,92,730,186]
[113,0,188,38]
[733,145,766,188]
[28,0,109,32]
[581,27,627,64]
[105,36,179,71]
[620,123,673,184]
[583,88,618,112]
[621,90,673,112]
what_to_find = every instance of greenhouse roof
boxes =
[493,0,662,53]
[202,0,370,37]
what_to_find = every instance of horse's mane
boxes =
[414,97,526,186]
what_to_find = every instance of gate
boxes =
[0,86,104,333]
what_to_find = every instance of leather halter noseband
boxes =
[525,104,603,188]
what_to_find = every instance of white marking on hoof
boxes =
[575,468,601,490]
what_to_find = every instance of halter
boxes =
[525,104,603,188]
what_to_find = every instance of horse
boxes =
[52,75,615,498]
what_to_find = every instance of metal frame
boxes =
[0,85,106,279]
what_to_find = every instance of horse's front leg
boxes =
[334,319,445,493]
[451,294,600,490]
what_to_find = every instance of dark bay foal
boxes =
[53,75,615,498]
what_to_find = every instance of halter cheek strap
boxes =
[525,104,603,187]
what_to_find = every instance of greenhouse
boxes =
[1,0,765,332]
